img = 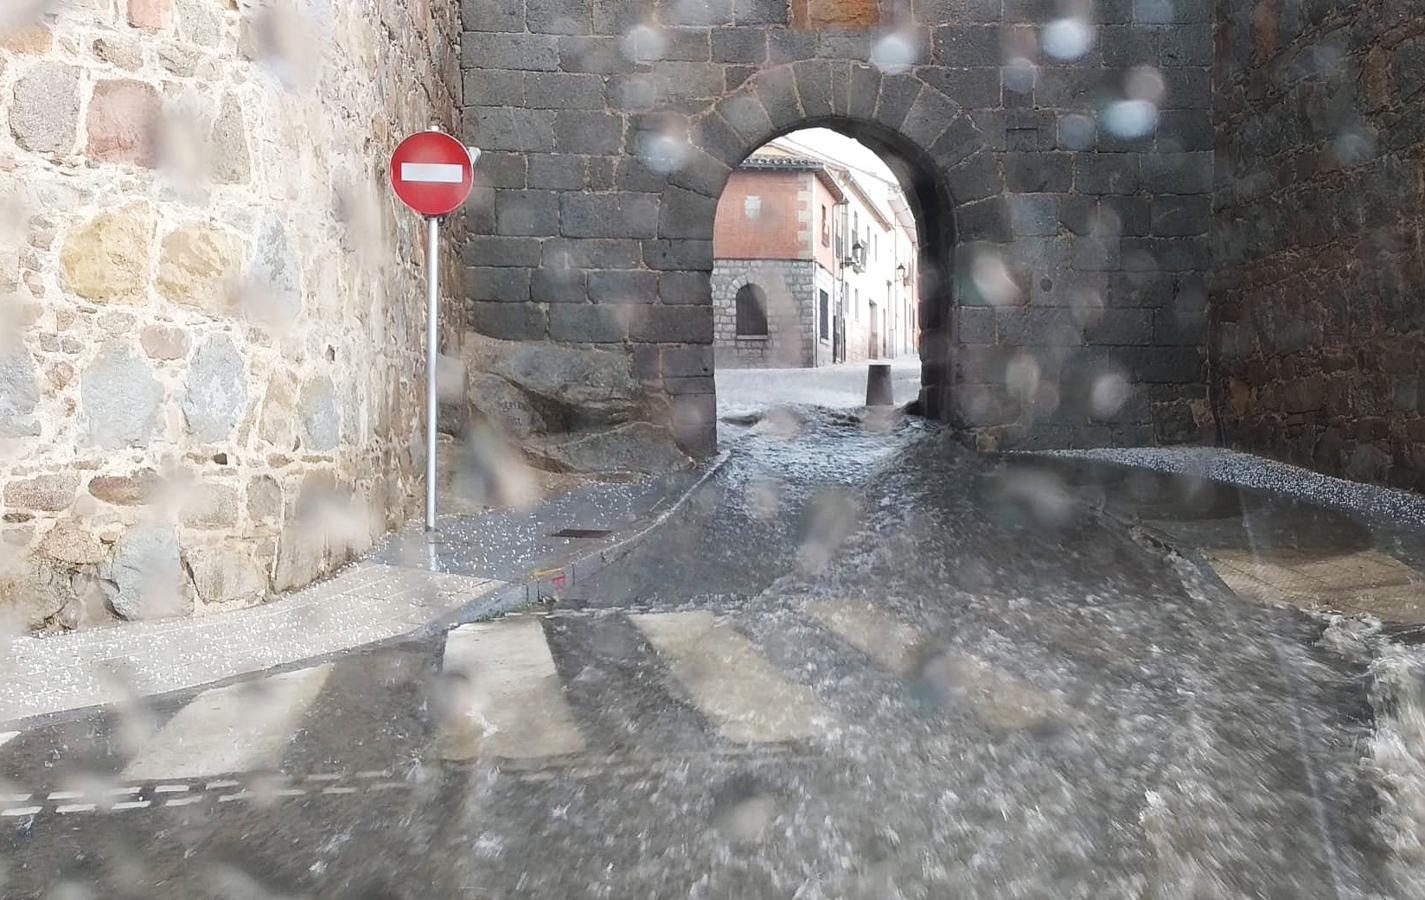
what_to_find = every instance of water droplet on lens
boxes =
[1102,99,1159,138]
[1002,56,1035,93]
[870,33,916,73]
[639,132,688,175]
[621,25,664,63]
[1042,18,1093,61]
[1091,373,1131,418]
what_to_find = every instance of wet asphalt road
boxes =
[0,409,1420,899]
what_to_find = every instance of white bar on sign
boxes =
[401,162,464,184]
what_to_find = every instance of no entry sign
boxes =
[390,127,481,533]
[390,130,476,218]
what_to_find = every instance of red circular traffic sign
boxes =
[389,130,474,218]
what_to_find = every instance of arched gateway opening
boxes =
[652,64,1000,457]
[461,21,1216,475]
[706,123,951,426]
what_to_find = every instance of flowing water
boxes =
[3,407,1422,899]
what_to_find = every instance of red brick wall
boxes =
[811,177,839,274]
[713,170,809,261]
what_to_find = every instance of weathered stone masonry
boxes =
[0,0,462,630]
[711,258,819,367]
[458,0,1218,458]
[1212,0,1425,490]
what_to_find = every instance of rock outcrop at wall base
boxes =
[461,335,693,476]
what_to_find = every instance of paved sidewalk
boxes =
[716,356,921,419]
[1009,447,1425,628]
[0,471,703,726]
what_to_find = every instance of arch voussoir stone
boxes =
[713,92,777,148]
[790,60,833,119]
[872,72,924,132]
[901,86,960,151]
[668,145,734,199]
[753,65,804,133]
[846,64,882,121]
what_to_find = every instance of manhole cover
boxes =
[551,528,613,539]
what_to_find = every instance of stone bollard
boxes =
[865,363,893,407]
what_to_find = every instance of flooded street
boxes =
[1,388,1423,898]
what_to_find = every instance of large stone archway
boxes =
[655,62,1002,450]
[459,4,1217,467]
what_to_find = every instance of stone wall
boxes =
[1211,0,1425,490]
[711,258,818,367]
[459,0,1218,458]
[0,0,461,631]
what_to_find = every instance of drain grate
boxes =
[550,528,613,539]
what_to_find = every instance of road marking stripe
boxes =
[154,784,189,794]
[322,786,359,795]
[56,803,96,814]
[218,792,253,803]
[807,601,927,677]
[0,731,17,748]
[0,793,31,803]
[630,611,828,744]
[1,806,41,817]
[367,781,408,791]
[206,780,241,790]
[110,800,150,811]
[439,617,586,761]
[400,162,464,184]
[47,791,83,800]
[122,665,332,781]
[165,796,204,807]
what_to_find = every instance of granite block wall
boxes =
[1212,0,1425,489]
[459,0,1219,456]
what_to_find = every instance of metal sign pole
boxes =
[425,214,439,532]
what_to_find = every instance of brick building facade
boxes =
[709,152,843,368]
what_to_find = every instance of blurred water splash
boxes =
[796,487,860,575]
[1041,17,1094,62]
[639,132,689,176]
[869,33,915,74]
[1101,99,1158,139]
[1002,56,1036,95]
[0,0,51,31]
[1327,618,1425,900]
[1331,127,1378,168]
[1090,371,1130,419]
[241,0,321,89]
[968,250,1022,306]
[1102,66,1165,139]
[622,25,665,64]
